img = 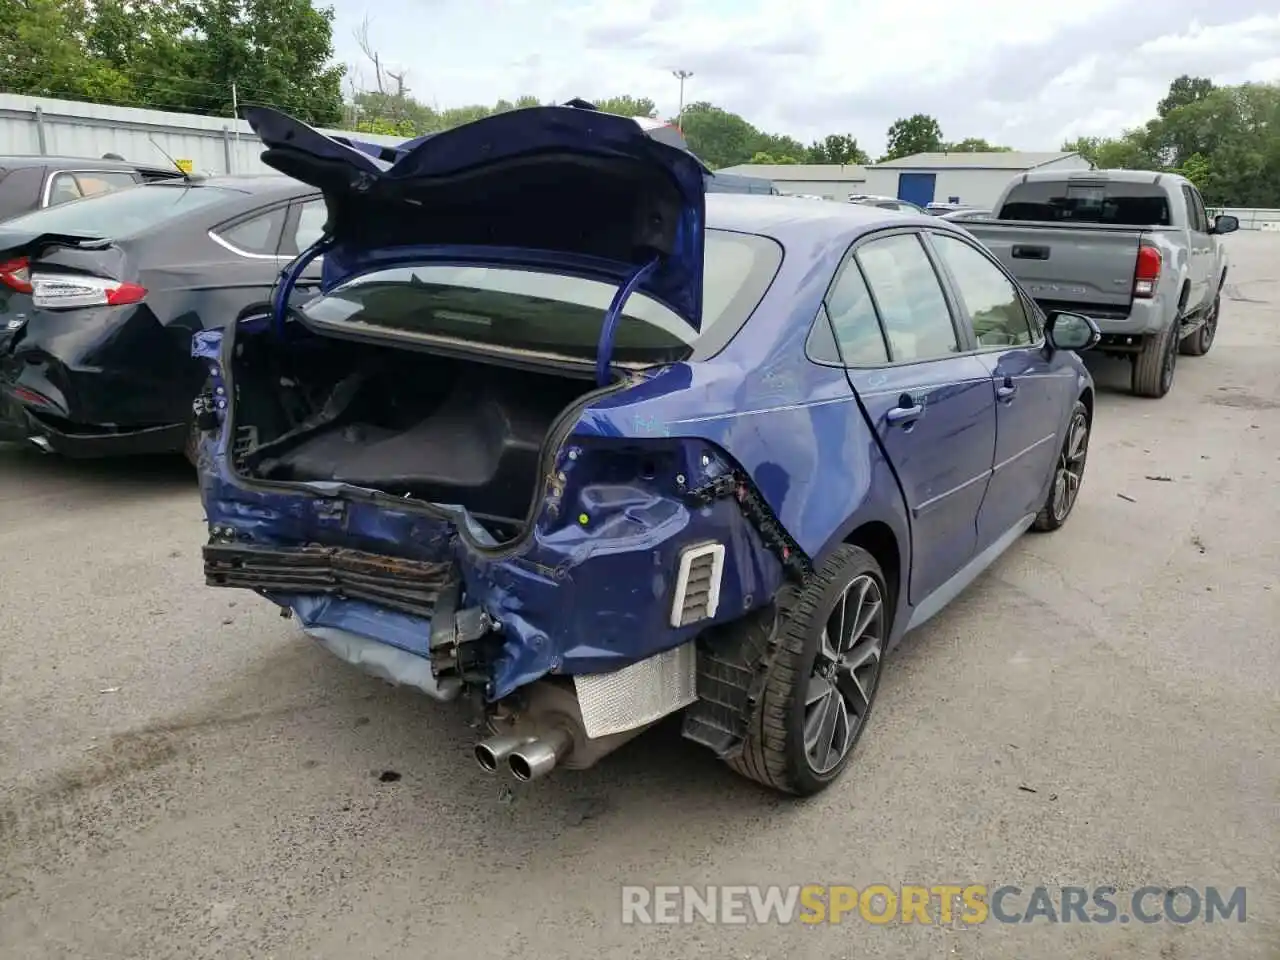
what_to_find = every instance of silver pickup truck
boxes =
[964,170,1238,398]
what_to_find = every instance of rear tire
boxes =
[1131,322,1178,398]
[727,545,889,796]
[1179,294,1219,357]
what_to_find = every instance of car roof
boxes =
[707,193,945,247]
[0,154,175,174]
[144,174,314,199]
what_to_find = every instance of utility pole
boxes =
[672,69,693,132]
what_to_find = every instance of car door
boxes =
[1181,184,1211,310]
[829,230,997,604]
[928,229,1075,549]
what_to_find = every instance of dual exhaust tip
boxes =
[475,727,573,782]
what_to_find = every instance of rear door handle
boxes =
[996,377,1017,402]
[887,403,924,423]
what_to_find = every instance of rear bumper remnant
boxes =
[203,541,454,619]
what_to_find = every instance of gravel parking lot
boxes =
[1,233,1277,960]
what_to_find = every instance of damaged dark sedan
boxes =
[0,174,322,458]
[195,104,1099,796]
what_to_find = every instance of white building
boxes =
[860,151,1093,210]
[715,163,867,200]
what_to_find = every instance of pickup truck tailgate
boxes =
[965,222,1144,311]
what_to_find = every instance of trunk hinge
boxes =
[271,234,334,337]
[595,256,661,387]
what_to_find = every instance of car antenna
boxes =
[147,135,193,182]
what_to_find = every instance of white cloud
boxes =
[329,0,1280,154]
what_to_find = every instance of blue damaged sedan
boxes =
[193,103,1100,796]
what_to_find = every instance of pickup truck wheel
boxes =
[1032,401,1089,532]
[727,545,887,796]
[1131,323,1178,398]
[1179,294,1219,357]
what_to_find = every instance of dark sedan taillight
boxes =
[29,273,147,310]
[0,257,33,294]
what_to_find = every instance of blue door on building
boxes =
[897,172,937,206]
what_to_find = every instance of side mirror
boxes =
[1045,310,1100,353]
[1211,214,1239,235]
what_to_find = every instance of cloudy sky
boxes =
[329,0,1280,154]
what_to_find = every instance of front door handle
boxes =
[887,398,924,423]
[996,377,1017,402]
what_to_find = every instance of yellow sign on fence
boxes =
[175,158,193,174]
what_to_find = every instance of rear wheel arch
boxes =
[843,521,902,623]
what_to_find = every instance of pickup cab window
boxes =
[999,180,1172,226]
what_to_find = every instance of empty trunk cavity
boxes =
[230,329,601,542]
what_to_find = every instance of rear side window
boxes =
[821,259,889,364]
[2,183,238,238]
[300,229,783,364]
[854,234,959,362]
[999,179,1172,226]
[214,207,287,256]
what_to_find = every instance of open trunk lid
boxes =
[245,104,711,338]
[964,220,1146,311]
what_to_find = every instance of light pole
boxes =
[672,69,693,131]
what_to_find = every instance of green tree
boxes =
[181,0,346,125]
[0,0,134,104]
[755,132,807,160]
[806,133,870,164]
[750,151,799,164]
[944,137,1013,153]
[882,114,944,160]
[590,95,657,118]
[1158,75,1215,118]
[675,101,762,169]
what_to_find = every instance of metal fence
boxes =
[0,93,407,176]
[1207,207,1280,231]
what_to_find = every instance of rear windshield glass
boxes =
[300,229,783,364]
[1,183,238,238]
[998,180,1172,226]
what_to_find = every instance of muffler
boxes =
[474,734,533,773]
[508,727,574,782]
[28,436,51,453]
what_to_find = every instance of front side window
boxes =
[291,200,328,252]
[854,233,959,362]
[46,173,82,206]
[931,233,1035,347]
[74,171,139,198]
[300,229,783,364]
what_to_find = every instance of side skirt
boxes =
[902,513,1035,634]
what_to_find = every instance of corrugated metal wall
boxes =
[0,94,408,175]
